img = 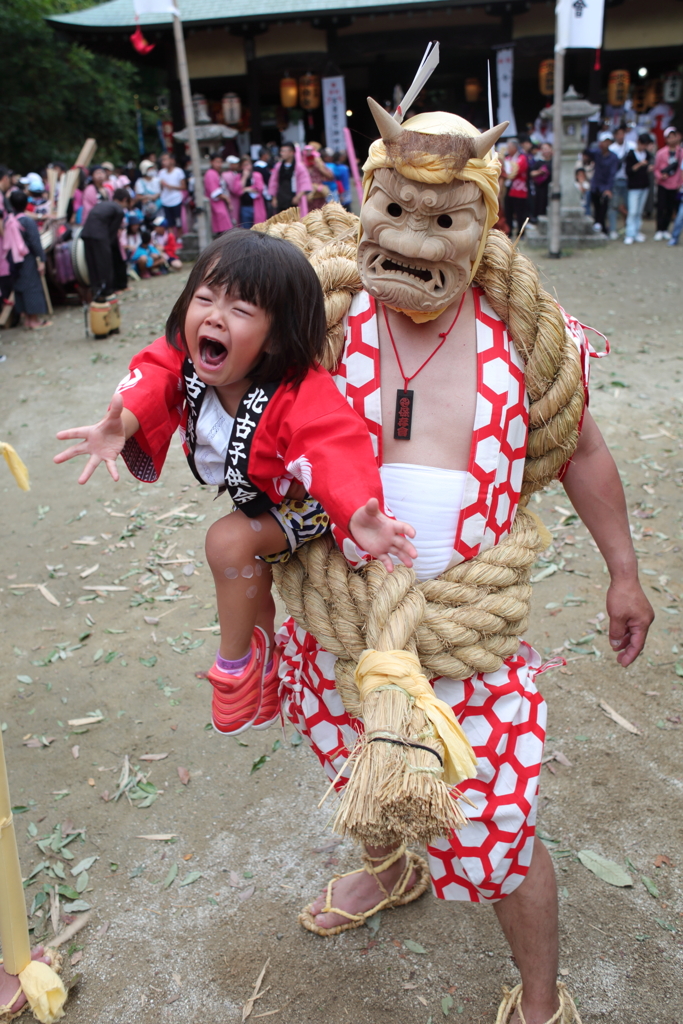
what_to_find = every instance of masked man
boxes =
[272,100,653,1024]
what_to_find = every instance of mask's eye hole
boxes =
[437,214,453,229]
[387,203,402,218]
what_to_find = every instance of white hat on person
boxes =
[598,130,614,142]
[19,172,45,192]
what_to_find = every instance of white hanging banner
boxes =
[322,76,347,153]
[133,0,179,16]
[496,48,517,137]
[556,0,605,50]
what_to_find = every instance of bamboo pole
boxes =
[171,13,208,252]
[0,727,31,977]
[548,45,565,258]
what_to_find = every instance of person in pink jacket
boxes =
[228,155,267,228]
[81,167,110,225]
[268,143,312,217]
[653,126,683,239]
[222,155,242,227]
[204,154,233,236]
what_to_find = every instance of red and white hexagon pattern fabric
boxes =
[331,287,530,569]
[278,620,547,903]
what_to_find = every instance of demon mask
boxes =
[358,99,508,321]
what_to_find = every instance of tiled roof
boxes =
[48,0,481,30]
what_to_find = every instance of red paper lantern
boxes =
[607,70,630,107]
[538,59,554,97]
[299,73,321,112]
[280,76,298,109]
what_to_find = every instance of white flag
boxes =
[133,0,178,16]
[556,0,605,50]
[496,48,518,137]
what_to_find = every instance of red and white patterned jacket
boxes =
[333,287,602,567]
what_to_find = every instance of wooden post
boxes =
[548,46,565,258]
[172,12,208,252]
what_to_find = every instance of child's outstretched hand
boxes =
[54,392,128,484]
[349,498,417,572]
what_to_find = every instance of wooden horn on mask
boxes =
[367,96,404,141]
[472,122,509,158]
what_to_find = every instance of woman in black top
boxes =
[624,133,653,244]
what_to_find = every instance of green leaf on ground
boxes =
[162,862,178,889]
[404,939,427,954]
[63,899,91,912]
[642,876,660,898]
[17,675,33,684]
[577,850,632,887]
[71,856,98,877]
[365,911,382,936]
[250,755,269,774]
[442,993,454,1015]
[129,864,146,879]
[139,656,157,668]
[655,918,676,934]
[179,871,202,887]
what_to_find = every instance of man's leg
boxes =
[494,838,559,1024]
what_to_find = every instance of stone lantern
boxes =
[526,85,606,249]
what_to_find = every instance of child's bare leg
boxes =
[205,509,287,660]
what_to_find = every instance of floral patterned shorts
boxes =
[262,497,330,564]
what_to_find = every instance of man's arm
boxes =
[561,410,653,666]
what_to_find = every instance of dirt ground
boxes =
[1,234,682,1024]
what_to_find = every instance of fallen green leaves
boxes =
[577,850,632,887]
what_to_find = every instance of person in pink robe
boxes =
[227,156,267,227]
[203,155,233,236]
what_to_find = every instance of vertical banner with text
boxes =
[496,47,518,137]
[322,76,347,153]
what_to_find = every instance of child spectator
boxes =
[131,227,166,278]
[152,223,183,270]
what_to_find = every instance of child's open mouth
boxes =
[199,336,228,368]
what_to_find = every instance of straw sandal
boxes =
[495,982,583,1024]
[299,843,430,937]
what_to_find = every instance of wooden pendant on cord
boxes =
[394,389,414,440]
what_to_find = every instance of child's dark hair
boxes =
[10,191,28,213]
[166,229,326,386]
[140,227,151,245]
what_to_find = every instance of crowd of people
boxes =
[571,123,682,245]
[0,142,355,327]
[495,123,683,247]
[203,142,352,236]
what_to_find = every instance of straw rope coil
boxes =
[272,506,546,713]
[259,204,584,843]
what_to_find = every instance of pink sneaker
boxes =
[208,627,269,736]
[252,646,282,730]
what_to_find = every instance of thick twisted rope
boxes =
[272,507,545,714]
[260,205,583,702]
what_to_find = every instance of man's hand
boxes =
[603,189,612,198]
[349,498,417,572]
[54,391,131,484]
[606,576,654,667]
[37,259,45,276]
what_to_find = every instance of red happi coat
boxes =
[114,336,384,549]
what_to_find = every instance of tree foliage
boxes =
[0,0,145,170]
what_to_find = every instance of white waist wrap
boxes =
[380,463,466,582]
